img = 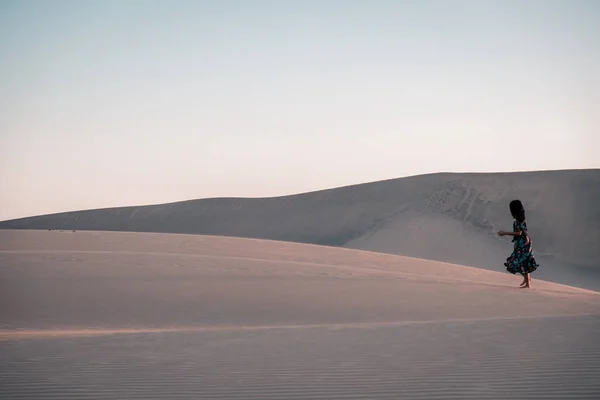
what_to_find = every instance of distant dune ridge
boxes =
[1,169,599,289]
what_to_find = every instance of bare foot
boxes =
[519,278,527,287]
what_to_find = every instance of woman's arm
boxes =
[497,230,522,237]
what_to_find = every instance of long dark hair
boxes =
[509,200,526,222]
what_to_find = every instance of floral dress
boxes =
[504,220,539,275]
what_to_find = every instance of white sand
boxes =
[1,230,599,399]
[1,170,599,290]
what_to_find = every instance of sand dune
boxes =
[1,170,599,290]
[1,230,599,399]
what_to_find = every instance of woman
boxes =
[497,200,539,288]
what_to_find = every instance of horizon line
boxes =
[1,167,598,222]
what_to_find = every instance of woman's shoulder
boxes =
[519,220,528,230]
[513,219,526,229]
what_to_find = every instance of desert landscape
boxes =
[1,229,599,399]
[3,0,597,398]
[2,170,599,290]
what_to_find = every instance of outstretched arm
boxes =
[497,230,522,237]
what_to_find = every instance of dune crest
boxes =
[1,170,599,290]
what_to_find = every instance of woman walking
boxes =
[497,200,539,288]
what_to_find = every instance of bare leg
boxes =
[519,274,527,287]
[521,273,531,289]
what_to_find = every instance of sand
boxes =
[1,169,599,290]
[1,230,599,399]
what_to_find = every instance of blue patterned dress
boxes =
[504,220,539,275]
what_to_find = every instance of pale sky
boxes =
[1,0,598,220]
